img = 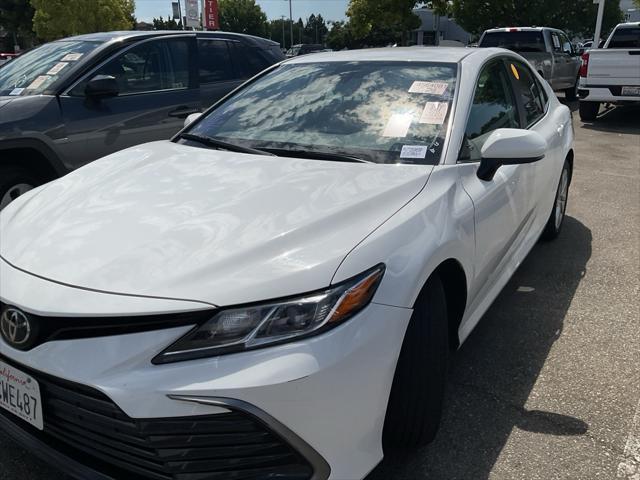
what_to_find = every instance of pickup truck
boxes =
[478,27,582,99]
[578,22,640,121]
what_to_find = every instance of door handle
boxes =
[168,106,200,118]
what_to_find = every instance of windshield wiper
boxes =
[178,133,275,156]
[262,147,372,163]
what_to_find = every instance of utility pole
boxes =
[177,0,184,30]
[280,15,286,49]
[288,0,293,48]
[593,0,606,47]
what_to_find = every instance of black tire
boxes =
[382,274,449,449]
[579,101,600,121]
[540,160,571,241]
[565,76,579,101]
[0,165,39,210]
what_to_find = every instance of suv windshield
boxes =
[0,40,102,96]
[187,61,458,165]
[480,31,546,52]
[608,26,640,48]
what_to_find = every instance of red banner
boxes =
[204,0,220,30]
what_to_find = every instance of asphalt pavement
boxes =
[0,101,638,480]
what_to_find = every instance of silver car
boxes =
[478,27,581,100]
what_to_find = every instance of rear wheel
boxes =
[0,165,38,210]
[541,160,570,241]
[382,274,449,449]
[565,76,579,101]
[579,101,600,121]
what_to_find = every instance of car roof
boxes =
[285,46,476,64]
[484,27,554,33]
[57,30,278,45]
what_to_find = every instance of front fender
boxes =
[332,165,475,310]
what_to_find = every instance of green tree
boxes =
[152,15,182,30]
[0,0,35,49]
[443,0,622,37]
[347,0,420,45]
[304,14,328,44]
[31,0,135,41]
[218,0,267,37]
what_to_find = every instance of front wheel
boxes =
[579,101,600,121]
[382,274,449,449]
[540,160,570,241]
[0,165,38,210]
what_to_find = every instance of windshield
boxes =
[608,27,640,48]
[0,40,102,96]
[187,61,458,165]
[480,31,546,52]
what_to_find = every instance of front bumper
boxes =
[0,262,412,480]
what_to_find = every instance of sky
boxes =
[135,0,350,23]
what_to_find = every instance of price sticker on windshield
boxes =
[419,102,448,124]
[400,145,428,159]
[9,88,24,96]
[26,75,50,90]
[408,81,448,95]
[61,53,83,61]
[47,62,68,75]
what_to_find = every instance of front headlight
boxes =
[152,264,385,364]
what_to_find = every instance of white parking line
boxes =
[618,399,640,479]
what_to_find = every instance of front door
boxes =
[59,36,200,170]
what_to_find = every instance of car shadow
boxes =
[579,104,640,134]
[366,215,592,480]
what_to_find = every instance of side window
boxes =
[508,60,547,126]
[197,39,234,83]
[460,60,519,162]
[76,39,189,96]
[551,32,562,52]
[560,33,573,54]
[232,43,270,78]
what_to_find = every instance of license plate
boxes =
[0,360,43,430]
[621,86,640,96]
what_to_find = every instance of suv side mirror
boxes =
[477,129,547,181]
[85,75,119,99]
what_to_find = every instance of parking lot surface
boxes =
[0,102,638,480]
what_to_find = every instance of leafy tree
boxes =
[347,0,420,45]
[152,15,182,30]
[31,0,135,41]
[440,0,622,37]
[327,19,400,49]
[0,0,35,49]
[218,0,267,37]
[304,14,328,44]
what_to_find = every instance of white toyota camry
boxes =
[0,47,573,480]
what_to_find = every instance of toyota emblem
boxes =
[1,307,33,348]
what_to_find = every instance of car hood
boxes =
[0,141,431,306]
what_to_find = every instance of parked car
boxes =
[578,22,640,121]
[0,47,574,480]
[478,27,582,99]
[0,30,284,209]
[286,43,324,57]
[0,53,19,66]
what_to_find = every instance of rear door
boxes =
[59,35,200,168]
[196,37,243,108]
[549,31,570,88]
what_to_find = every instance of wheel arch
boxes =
[0,138,66,182]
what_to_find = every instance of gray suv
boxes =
[479,27,581,100]
[0,31,284,208]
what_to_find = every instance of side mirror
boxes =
[184,112,202,128]
[85,75,119,99]
[477,129,547,181]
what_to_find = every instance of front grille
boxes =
[0,355,313,480]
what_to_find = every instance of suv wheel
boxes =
[0,165,38,210]
[382,274,448,449]
[579,101,600,121]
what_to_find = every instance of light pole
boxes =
[593,0,606,47]
[288,0,293,49]
[280,15,286,49]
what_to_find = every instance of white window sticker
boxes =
[382,113,413,137]
[400,145,428,159]
[61,53,83,61]
[419,102,449,124]
[9,88,24,96]
[408,81,448,95]
[552,35,560,49]
[47,62,68,75]
[26,75,50,90]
